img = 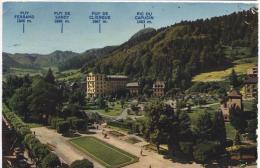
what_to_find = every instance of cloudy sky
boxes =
[3,2,256,54]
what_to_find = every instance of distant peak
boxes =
[129,27,156,41]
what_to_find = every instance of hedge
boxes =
[107,121,130,130]
[3,104,59,168]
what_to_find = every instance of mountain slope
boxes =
[85,9,257,89]
[3,52,25,72]
[58,46,118,71]
[3,50,79,69]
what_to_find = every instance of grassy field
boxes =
[192,63,255,82]
[56,69,82,81]
[70,136,138,168]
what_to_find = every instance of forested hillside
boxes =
[83,8,257,89]
[58,46,118,71]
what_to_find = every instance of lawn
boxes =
[70,136,138,168]
[192,63,255,82]
[225,122,236,140]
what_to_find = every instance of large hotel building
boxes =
[86,72,128,98]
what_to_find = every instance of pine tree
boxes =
[212,111,227,146]
[195,111,214,142]
[229,104,247,132]
[44,68,55,84]
[229,69,239,87]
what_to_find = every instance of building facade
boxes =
[126,82,140,96]
[220,89,243,121]
[243,65,258,98]
[244,77,257,98]
[153,81,165,97]
[86,73,128,98]
[247,65,258,77]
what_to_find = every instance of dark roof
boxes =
[126,82,139,87]
[106,75,128,79]
[228,89,242,98]
[244,77,258,84]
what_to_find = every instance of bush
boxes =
[57,121,70,134]
[107,121,129,130]
[42,153,61,168]
[71,159,94,168]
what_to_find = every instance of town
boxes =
[2,4,258,168]
[2,64,258,168]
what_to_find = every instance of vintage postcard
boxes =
[2,1,258,168]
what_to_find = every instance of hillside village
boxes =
[2,7,258,168]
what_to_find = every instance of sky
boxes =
[3,2,257,54]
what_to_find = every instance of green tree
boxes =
[3,75,24,100]
[145,100,192,156]
[62,104,83,119]
[71,159,94,168]
[69,89,86,106]
[72,119,87,131]
[229,69,239,87]
[28,79,62,123]
[193,141,221,164]
[44,68,55,84]
[8,86,32,121]
[229,105,247,132]
[195,112,214,142]
[96,96,107,109]
[42,153,61,168]
[212,111,227,146]
[57,121,70,134]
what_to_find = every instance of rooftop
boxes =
[228,89,242,98]
[126,82,139,87]
[106,75,128,79]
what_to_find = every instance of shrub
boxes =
[42,153,61,168]
[57,121,70,134]
[71,159,94,168]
